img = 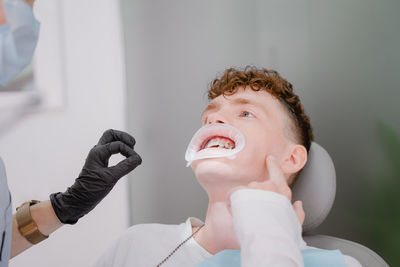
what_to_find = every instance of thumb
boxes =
[293,200,305,225]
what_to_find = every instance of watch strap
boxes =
[16,200,49,244]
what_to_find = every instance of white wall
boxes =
[122,0,310,225]
[0,0,130,266]
[122,0,400,250]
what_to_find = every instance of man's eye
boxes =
[240,111,253,118]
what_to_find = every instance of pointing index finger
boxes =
[267,155,289,190]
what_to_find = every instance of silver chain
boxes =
[156,224,205,267]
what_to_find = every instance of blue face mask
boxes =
[0,0,40,86]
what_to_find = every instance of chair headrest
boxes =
[292,142,336,233]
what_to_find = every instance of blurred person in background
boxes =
[0,0,142,266]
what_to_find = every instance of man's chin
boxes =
[192,157,236,180]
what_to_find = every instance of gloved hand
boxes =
[50,129,142,224]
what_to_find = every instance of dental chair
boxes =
[292,143,389,267]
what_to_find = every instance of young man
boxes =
[94,67,361,266]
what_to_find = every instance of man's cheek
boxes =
[237,149,268,177]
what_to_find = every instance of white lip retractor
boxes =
[185,123,246,167]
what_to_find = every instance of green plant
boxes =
[360,122,400,266]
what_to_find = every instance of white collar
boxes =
[183,217,212,257]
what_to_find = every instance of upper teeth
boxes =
[204,137,234,150]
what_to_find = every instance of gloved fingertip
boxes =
[127,135,136,148]
[115,130,136,147]
[133,154,142,165]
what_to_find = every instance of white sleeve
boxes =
[230,189,306,267]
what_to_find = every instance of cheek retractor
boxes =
[185,123,246,167]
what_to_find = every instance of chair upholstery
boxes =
[292,142,389,266]
[292,142,336,234]
[304,235,389,267]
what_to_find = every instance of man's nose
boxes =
[206,112,226,124]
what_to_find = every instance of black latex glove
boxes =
[50,129,142,224]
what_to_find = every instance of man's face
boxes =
[191,87,292,187]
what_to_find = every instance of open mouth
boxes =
[200,136,236,150]
[185,123,245,166]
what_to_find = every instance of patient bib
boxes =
[195,249,347,267]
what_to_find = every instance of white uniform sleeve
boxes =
[230,189,306,267]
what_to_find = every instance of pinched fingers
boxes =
[93,141,135,161]
[109,151,142,179]
[88,140,137,168]
[97,129,136,148]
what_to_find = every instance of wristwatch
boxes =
[16,200,49,244]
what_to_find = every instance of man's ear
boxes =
[281,144,307,175]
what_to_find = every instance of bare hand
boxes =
[230,156,305,225]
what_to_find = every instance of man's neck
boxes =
[194,196,240,254]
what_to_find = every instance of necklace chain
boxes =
[156,224,205,267]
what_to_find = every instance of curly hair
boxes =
[208,66,314,153]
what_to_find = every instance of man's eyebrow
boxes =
[233,97,271,116]
[233,98,253,105]
[233,98,265,110]
[202,101,220,117]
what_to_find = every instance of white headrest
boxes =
[292,142,336,233]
